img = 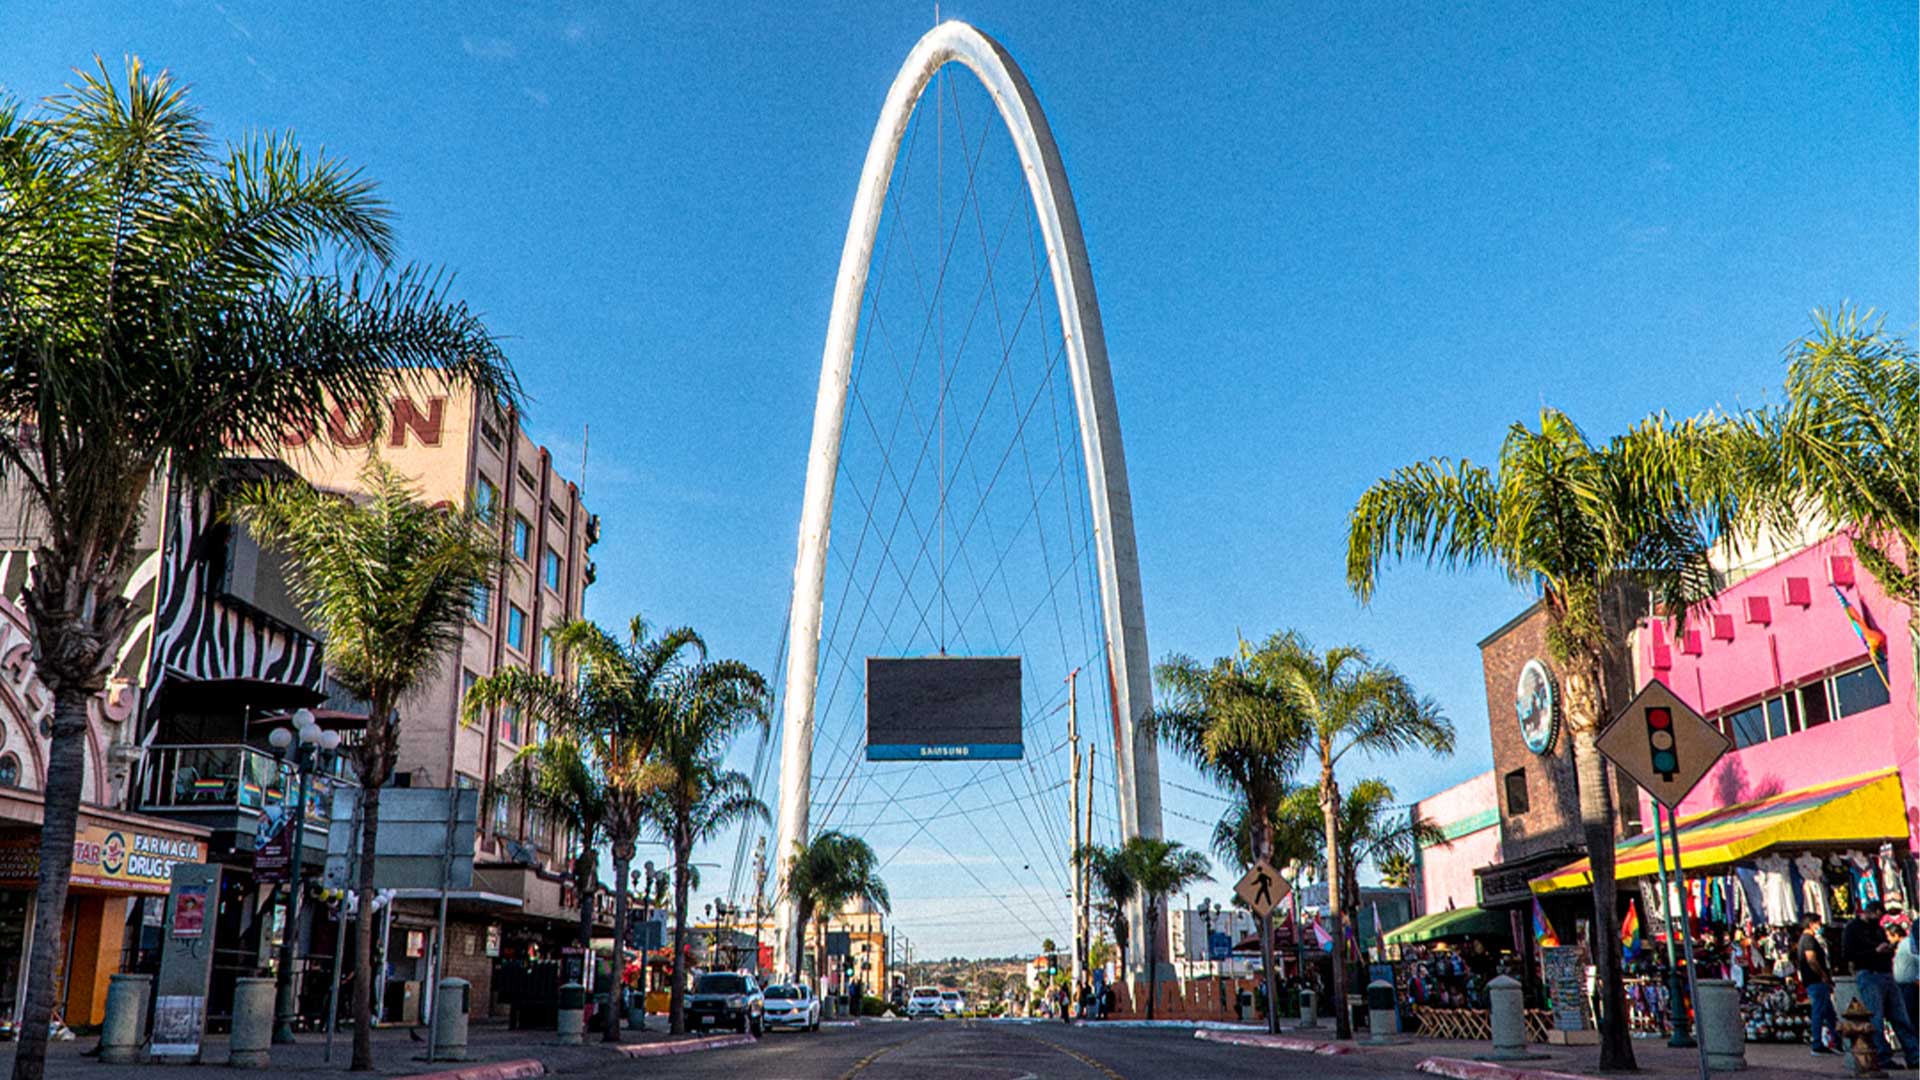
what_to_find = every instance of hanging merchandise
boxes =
[1753,854,1795,924]
[1879,844,1909,908]
[1793,854,1830,921]
[1846,851,1881,904]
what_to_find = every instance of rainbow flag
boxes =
[1833,584,1888,668]
[1621,899,1642,962]
[1532,898,1560,947]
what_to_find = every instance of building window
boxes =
[479,421,503,453]
[471,582,491,625]
[474,477,498,520]
[1799,681,1833,729]
[531,811,552,850]
[501,704,522,745]
[1763,693,1799,740]
[507,605,527,651]
[456,773,480,791]
[548,501,566,527]
[1725,702,1768,749]
[461,668,478,713]
[492,792,512,838]
[0,754,18,788]
[543,549,561,591]
[1832,664,1891,717]
[518,465,538,491]
[1503,768,1529,816]
[512,516,532,560]
[541,632,556,676]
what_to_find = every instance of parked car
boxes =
[685,971,765,1035]
[762,983,821,1032]
[940,990,965,1016]
[907,986,945,1019]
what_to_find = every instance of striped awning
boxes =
[1530,769,1908,895]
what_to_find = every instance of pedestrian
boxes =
[1843,900,1920,1070]
[1796,912,1838,1055]
[1887,916,1918,1036]
[1057,984,1071,1024]
[1101,983,1115,1020]
[1077,981,1091,1020]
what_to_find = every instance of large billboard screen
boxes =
[866,656,1022,761]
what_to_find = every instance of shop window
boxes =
[1503,768,1529,816]
[507,605,527,651]
[1832,664,1891,718]
[543,549,561,591]
[471,582,491,625]
[0,754,18,788]
[1725,702,1767,749]
[512,516,532,560]
[1799,680,1833,729]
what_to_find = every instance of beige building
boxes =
[267,373,605,1021]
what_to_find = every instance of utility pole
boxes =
[1084,743,1095,980]
[1067,668,1084,989]
[752,839,768,975]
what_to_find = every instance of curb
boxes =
[1073,1019,1264,1031]
[611,1033,756,1058]
[1416,1056,1592,1080]
[394,1059,546,1080]
[1193,1028,1355,1055]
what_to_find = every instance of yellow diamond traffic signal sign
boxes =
[1596,680,1730,810]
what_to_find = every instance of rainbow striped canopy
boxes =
[1531,769,1907,894]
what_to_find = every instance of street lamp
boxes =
[1280,861,1308,985]
[270,708,341,1044]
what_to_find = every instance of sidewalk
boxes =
[1191,1021,1878,1080]
[0,1021,752,1080]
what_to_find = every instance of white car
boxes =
[907,986,945,1019]
[940,990,965,1016]
[761,984,821,1032]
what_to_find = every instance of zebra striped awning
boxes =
[1529,769,1908,895]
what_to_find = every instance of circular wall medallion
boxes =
[1515,658,1559,755]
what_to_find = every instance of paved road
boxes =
[574,1021,1419,1079]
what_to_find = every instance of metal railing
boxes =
[140,743,354,823]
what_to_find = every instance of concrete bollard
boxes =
[1365,979,1397,1044]
[1487,974,1529,1060]
[557,982,585,1046]
[1694,979,1744,1071]
[1297,988,1318,1029]
[432,978,470,1061]
[99,973,151,1064]
[230,977,276,1069]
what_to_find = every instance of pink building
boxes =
[1634,531,1918,849]
[1411,771,1503,917]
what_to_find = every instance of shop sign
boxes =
[172,883,209,937]
[0,821,205,895]
[1541,945,1590,1032]
[1515,658,1559,755]
[485,924,502,957]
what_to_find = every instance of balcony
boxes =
[139,744,355,848]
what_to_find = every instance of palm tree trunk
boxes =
[1320,766,1350,1039]
[667,828,693,1035]
[350,776,385,1069]
[1567,649,1635,1071]
[10,693,89,1080]
[575,848,596,952]
[605,847,631,1043]
[1144,899,1159,1021]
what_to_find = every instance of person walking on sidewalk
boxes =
[1797,912,1838,1055]
[1888,916,1918,1035]
[1843,900,1920,1071]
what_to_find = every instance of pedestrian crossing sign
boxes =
[1233,858,1285,918]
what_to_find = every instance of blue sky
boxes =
[7,1,1914,959]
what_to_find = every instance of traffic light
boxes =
[1645,706,1678,781]
[1046,953,1058,976]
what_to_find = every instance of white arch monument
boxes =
[774,19,1163,978]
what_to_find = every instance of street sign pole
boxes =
[323,793,362,1064]
[427,788,460,1064]
[1649,804,1694,1048]
[1663,802,1709,1080]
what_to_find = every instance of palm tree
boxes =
[234,461,507,1069]
[1346,409,1726,1068]
[469,616,703,1043]
[782,830,890,999]
[0,60,510,1080]
[1744,309,1919,698]
[1253,633,1451,1039]
[642,655,770,1032]
[1078,844,1135,979]
[488,733,607,956]
[1274,780,1441,947]
[1118,837,1211,1021]
[1153,645,1308,1033]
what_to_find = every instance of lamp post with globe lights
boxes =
[269,708,342,1043]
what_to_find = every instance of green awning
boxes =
[1383,905,1508,946]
